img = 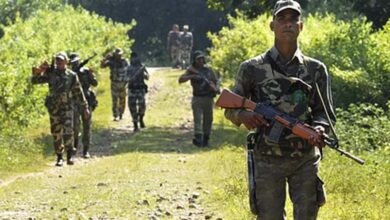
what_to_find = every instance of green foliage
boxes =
[208,13,273,79]
[336,103,390,152]
[209,13,390,108]
[0,0,64,25]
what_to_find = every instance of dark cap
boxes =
[273,0,301,16]
[192,50,205,64]
[69,52,80,63]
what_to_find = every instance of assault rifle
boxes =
[74,53,97,72]
[187,66,218,93]
[128,65,147,82]
[216,89,365,165]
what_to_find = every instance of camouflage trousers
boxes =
[74,105,92,152]
[48,102,75,154]
[191,96,214,136]
[128,89,146,122]
[111,81,127,118]
[170,45,181,67]
[180,46,191,68]
[253,148,325,220]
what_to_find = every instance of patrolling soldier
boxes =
[178,51,219,147]
[32,51,90,166]
[180,25,193,69]
[167,24,181,68]
[69,53,98,158]
[127,52,149,132]
[224,0,336,219]
[100,48,129,121]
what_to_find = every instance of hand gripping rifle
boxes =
[216,89,365,165]
[187,66,218,92]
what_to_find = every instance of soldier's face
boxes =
[195,57,205,67]
[271,9,303,42]
[55,58,67,70]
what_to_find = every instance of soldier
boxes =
[178,51,218,147]
[127,52,149,132]
[32,51,90,166]
[167,24,181,68]
[180,25,193,69]
[224,0,336,219]
[69,53,98,158]
[100,48,129,121]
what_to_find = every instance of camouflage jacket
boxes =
[186,65,217,97]
[31,68,88,108]
[180,32,193,49]
[167,30,181,48]
[127,64,148,90]
[72,66,98,95]
[104,58,129,82]
[225,47,336,157]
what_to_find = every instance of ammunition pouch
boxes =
[86,90,98,111]
[247,132,258,215]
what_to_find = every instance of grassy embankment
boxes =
[0,68,388,219]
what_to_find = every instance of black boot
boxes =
[192,134,203,147]
[203,134,210,147]
[133,122,139,132]
[55,153,64,167]
[139,114,145,128]
[66,150,75,165]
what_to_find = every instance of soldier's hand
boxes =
[308,126,326,148]
[83,108,91,119]
[238,110,269,130]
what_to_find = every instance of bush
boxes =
[0,5,135,134]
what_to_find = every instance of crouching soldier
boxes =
[32,51,90,166]
[69,52,98,158]
[127,52,149,132]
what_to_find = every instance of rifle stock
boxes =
[216,89,364,165]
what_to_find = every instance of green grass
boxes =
[0,68,389,219]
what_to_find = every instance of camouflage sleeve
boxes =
[73,74,88,108]
[224,62,254,126]
[310,62,336,132]
[31,71,50,84]
[88,70,98,87]
[208,68,218,84]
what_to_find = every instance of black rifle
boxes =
[75,53,97,72]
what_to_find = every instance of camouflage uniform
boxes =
[102,57,129,119]
[225,47,336,219]
[72,66,98,155]
[167,27,181,68]
[180,29,193,69]
[127,61,148,131]
[31,68,88,157]
[187,65,218,146]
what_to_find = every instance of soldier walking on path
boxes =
[100,48,129,121]
[224,1,336,219]
[180,25,193,69]
[178,51,219,147]
[69,53,98,158]
[32,51,90,166]
[167,24,181,68]
[127,52,149,132]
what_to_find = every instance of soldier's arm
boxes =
[143,66,149,80]
[310,62,336,133]
[31,61,51,84]
[224,62,255,127]
[88,69,98,87]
